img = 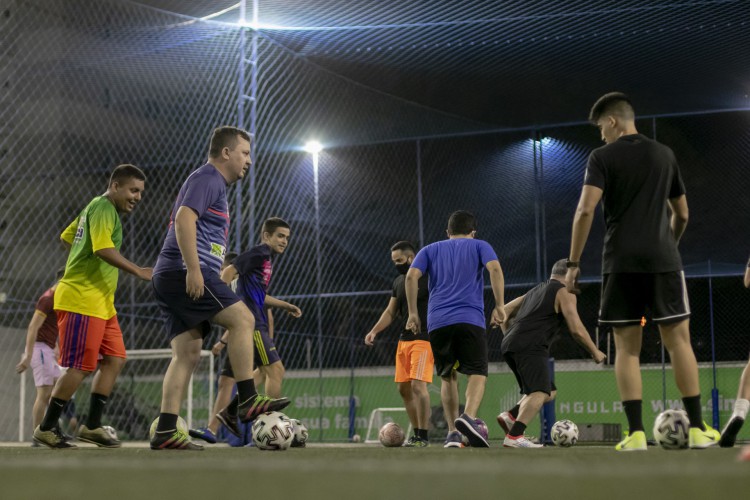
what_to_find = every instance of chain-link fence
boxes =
[1,0,748,443]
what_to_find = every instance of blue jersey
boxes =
[411,238,498,332]
[154,164,230,276]
[234,244,273,329]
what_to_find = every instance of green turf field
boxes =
[0,443,746,499]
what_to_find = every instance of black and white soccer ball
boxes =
[653,409,689,450]
[290,418,309,448]
[252,411,295,451]
[551,419,579,447]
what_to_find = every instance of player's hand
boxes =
[490,305,507,328]
[565,267,581,295]
[364,331,377,346]
[406,313,421,335]
[592,350,607,364]
[287,304,302,318]
[211,342,225,356]
[186,268,205,300]
[137,267,154,281]
[15,354,30,374]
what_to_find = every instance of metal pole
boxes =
[19,371,26,442]
[708,260,719,429]
[248,0,259,245]
[235,0,247,252]
[313,151,324,441]
[416,140,424,248]
[532,134,541,282]
[539,135,547,276]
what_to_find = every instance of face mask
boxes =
[395,262,411,275]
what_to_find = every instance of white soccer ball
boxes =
[653,409,690,450]
[148,416,188,440]
[551,419,579,447]
[252,411,295,450]
[102,425,118,441]
[291,418,309,448]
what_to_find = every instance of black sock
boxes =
[86,393,108,429]
[509,421,527,437]
[415,428,428,440]
[40,397,67,431]
[623,400,644,434]
[236,379,257,407]
[155,413,179,433]
[227,394,240,416]
[682,395,705,430]
[509,404,521,419]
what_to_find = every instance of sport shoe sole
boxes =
[496,412,513,435]
[33,426,78,450]
[719,417,745,448]
[239,396,291,423]
[150,431,204,450]
[188,428,218,444]
[455,414,490,448]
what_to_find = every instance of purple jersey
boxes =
[234,244,273,328]
[154,164,230,276]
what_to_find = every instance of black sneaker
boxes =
[455,413,490,448]
[33,426,78,449]
[216,407,241,437]
[150,429,204,450]
[238,395,291,423]
[719,416,745,448]
[189,427,218,444]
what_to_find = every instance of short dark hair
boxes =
[588,92,635,124]
[262,217,290,236]
[55,266,66,280]
[390,241,416,254]
[447,210,477,236]
[208,126,252,158]
[109,164,146,186]
[551,259,568,276]
[223,252,238,267]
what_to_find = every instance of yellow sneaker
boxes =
[615,430,647,451]
[688,423,720,449]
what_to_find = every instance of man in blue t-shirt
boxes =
[406,210,506,448]
[150,126,289,450]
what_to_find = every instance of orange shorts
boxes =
[395,340,434,383]
[57,311,126,372]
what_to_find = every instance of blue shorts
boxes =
[152,269,241,340]
[220,325,280,378]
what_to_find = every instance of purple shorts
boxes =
[31,342,61,387]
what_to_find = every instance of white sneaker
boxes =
[497,412,515,435]
[503,435,543,448]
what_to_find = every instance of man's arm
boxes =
[557,289,606,363]
[745,258,750,289]
[16,312,46,373]
[405,268,423,334]
[174,206,203,299]
[486,260,506,327]
[364,298,398,345]
[500,294,525,334]
[566,185,603,291]
[667,195,689,243]
[220,264,238,285]
[95,248,152,281]
[264,295,302,318]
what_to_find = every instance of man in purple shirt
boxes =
[406,210,506,448]
[151,126,289,450]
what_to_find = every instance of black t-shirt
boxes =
[501,280,566,353]
[585,134,686,273]
[234,244,273,329]
[392,274,429,342]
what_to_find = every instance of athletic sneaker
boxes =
[689,424,720,449]
[497,411,515,435]
[216,408,241,438]
[403,435,429,448]
[189,427,218,444]
[455,413,490,448]
[150,429,204,450]
[503,435,544,448]
[33,426,78,449]
[444,431,463,448]
[719,416,745,448]
[77,424,121,448]
[238,395,291,423]
[615,430,647,451]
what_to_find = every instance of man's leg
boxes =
[721,359,750,447]
[613,325,644,432]
[411,380,431,434]
[85,355,127,430]
[441,372,459,432]
[463,374,486,418]
[33,386,53,430]
[261,361,285,399]
[207,375,235,435]
[398,381,418,430]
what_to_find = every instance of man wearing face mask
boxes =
[365,241,433,447]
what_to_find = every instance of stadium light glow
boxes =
[304,140,323,154]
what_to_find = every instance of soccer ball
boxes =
[551,419,579,447]
[462,418,489,446]
[102,425,118,441]
[653,409,689,450]
[378,422,405,447]
[252,411,295,450]
[148,416,188,440]
[291,418,309,448]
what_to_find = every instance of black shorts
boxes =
[152,269,241,340]
[429,323,488,377]
[599,271,690,326]
[220,326,280,378]
[504,349,556,396]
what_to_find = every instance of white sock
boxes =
[733,399,749,420]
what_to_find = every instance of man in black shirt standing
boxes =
[498,259,606,448]
[565,92,720,451]
[365,241,433,447]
